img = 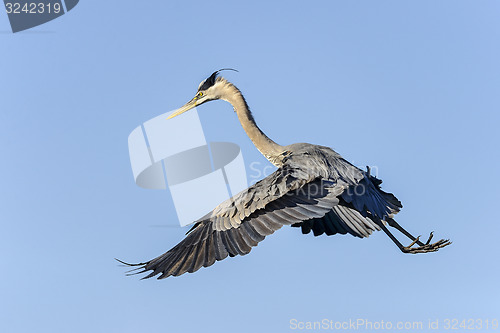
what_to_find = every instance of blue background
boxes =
[1,1,499,332]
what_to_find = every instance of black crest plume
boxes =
[198,68,238,91]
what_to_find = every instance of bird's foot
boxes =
[402,233,451,254]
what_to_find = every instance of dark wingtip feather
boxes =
[116,258,155,278]
[115,258,146,267]
[126,269,148,277]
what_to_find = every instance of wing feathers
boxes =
[293,203,381,239]
[124,179,341,279]
[204,233,216,267]
[120,146,403,279]
[213,231,229,260]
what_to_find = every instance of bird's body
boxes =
[120,70,450,279]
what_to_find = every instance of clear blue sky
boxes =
[1,1,499,332]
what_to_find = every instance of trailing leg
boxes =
[374,217,451,254]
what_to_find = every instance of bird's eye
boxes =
[197,92,203,97]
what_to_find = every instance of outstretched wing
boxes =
[121,161,346,279]
[293,172,403,238]
[120,145,403,279]
[294,204,382,238]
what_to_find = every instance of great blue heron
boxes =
[119,69,451,279]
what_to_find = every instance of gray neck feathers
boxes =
[217,79,284,164]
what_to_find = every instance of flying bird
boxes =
[118,69,450,279]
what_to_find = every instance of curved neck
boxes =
[221,82,284,164]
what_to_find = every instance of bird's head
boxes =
[167,69,238,119]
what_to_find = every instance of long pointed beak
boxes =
[167,98,197,119]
